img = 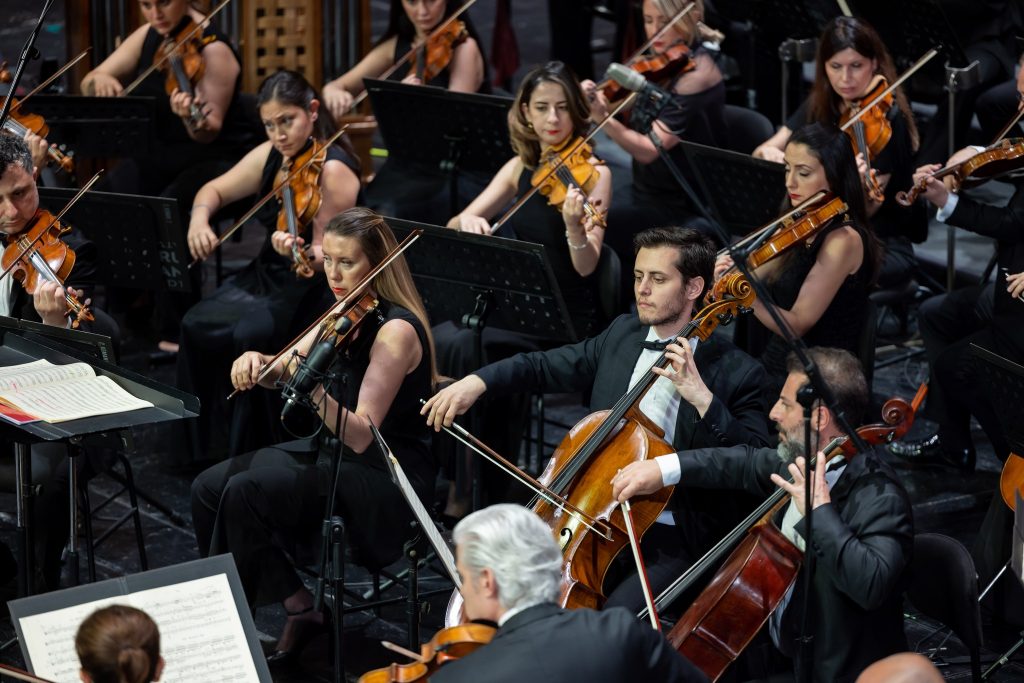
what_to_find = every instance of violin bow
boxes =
[122,0,233,95]
[428,411,615,541]
[621,500,661,630]
[839,48,938,133]
[623,3,695,65]
[227,228,422,400]
[487,92,637,235]
[0,171,103,285]
[344,0,479,115]
[5,49,91,110]
[188,125,349,269]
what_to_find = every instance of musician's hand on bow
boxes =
[714,253,734,282]
[580,80,610,120]
[448,214,490,235]
[421,374,487,431]
[752,144,786,164]
[23,131,48,175]
[85,72,124,97]
[401,73,424,86]
[187,214,218,261]
[230,351,275,392]
[321,82,354,121]
[651,338,713,416]
[271,231,304,257]
[612,460,665,503]
[1006,271,1024,301]
[34,281,71,327]
[769,453,830,517]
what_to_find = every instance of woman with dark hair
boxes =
[191,208,438,665]
[81,0,258,349]
[581,0,728,299]
[76,605,163,683]
[321,0,488,119]
[178,70,363,461]
[722,122,878,387]
[752,15,925,288]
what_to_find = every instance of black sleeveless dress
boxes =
[759,220,870,386]
[192,302,437,604]
[176,139,363,462]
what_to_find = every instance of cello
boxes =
[651,383,927,681]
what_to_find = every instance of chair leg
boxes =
[117,454,149,570]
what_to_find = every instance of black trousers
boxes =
[918,285,1010,459]
[190,440,413,606]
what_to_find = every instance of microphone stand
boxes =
[625,86,870,683]
[0,0,54,129]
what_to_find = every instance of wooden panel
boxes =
[241,0,322,92]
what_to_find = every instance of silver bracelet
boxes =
[566,231,588,250]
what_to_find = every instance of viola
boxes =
[1,62,75,173]
[155,20,216,129]
[710,192,848,303]
[601,43,695,104]
[0,210,93,328]
[660,383,927,681]
[895,137,1024,206]
[276,139,327,279]
[839,74,893,203]
[356,623,495,683]
[411,20,468,83]
[531,136,607,228]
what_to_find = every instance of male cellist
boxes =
[612,347,914,683]
[423,226,771,612]
[430,503,707,683]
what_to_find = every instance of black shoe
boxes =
[888,433,942,461]
[939,446,976,475]
[266,605,331,666]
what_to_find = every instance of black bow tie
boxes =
[640,339,672,351]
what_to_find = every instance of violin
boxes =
[601,43,695,104]
[839,75,893,203]
[411,20,468,83]
[710,192,848,303]
[276,139,327,279]
[155,20,217,129]
[0,62,75,173]
[531,136,607,228]
[895,137,1024,206]
[356,623,495,683]
[1000,453,1024,512]
[659,383,927,681]
[0,210,93,329]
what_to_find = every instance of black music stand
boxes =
[18,95,156,158]
[0,322,199,594]
[38,188,191,294]
[364,79,512,216]
[0,316,117,365]
[680,141,787,238]
[388,218,577,509]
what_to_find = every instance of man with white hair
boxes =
[431,504,708,682]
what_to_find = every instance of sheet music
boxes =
[0,375,152,422]
[378,441,460,588]
[0,360,93,391]
[19,575,260,683]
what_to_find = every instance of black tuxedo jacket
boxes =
[5,226,97,328]
[674,445,913,683]
[474,313,771,451]
[474,313,772,556]
[430,603,709,683]
[948,180,1024,359]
